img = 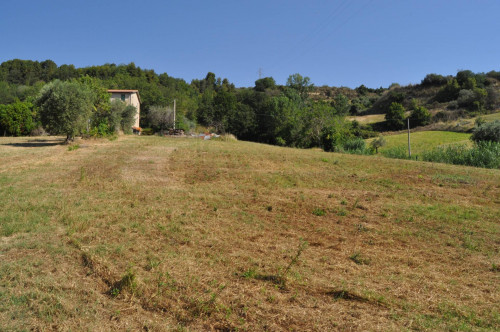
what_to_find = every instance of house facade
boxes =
[108,89,141,129]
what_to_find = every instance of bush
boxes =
[141,128,154,135]
[436,79,460,102]
[385,102,406,130]
[455,88,486,112]
[410,106,431,127]
[421,73,448,86]
[0,100,37,136]
[321,122,352,152]
[341,137,370,154]
[471,120,500,143]
[121,105,137,134]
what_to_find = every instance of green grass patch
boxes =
[368,131,471,156]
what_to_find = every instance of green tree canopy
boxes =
[0,100,37,136]
[36,80,93,141]
[385,102,406,130]
[410,106,431,127]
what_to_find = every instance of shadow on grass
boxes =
[1,139,65,148]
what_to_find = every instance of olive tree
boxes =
[36,80,93,142]
[148,106,174,135]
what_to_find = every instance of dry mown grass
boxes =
[1,136,499,331]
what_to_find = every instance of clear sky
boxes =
[1,0,499,88]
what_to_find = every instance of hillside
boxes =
[1,136,499,331]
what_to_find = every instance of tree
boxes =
[410,106,431,127]
[79,76,112,134]
[332,94,350,116]
[286,73,313,98]
[436,79,460,102]
[421,73,448,86]
[148,106,174,135]
[370,136,386,153]
[254,77,276,92]
[385,102,406,130]
[0,101,37,136]
[36,80,93,142]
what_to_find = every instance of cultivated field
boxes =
[1,136,499,331]
[367,131,472,156]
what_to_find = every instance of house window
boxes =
[121,94,126,101]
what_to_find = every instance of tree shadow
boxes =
[1,139,65,148]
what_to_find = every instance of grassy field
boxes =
[480,112,500,122]
[1,136,499,331]
[368,131,472,156]
[348,114,385,124]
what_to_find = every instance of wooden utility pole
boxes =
[173,99,176,130]
[407,118,411,159]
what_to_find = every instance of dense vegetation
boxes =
[0,59,499,155]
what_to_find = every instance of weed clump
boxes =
[349,251,371,265]
[109,269,138,297]
[68,144,80,151]
[312,208,326,216]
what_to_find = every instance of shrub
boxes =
[141,128,154,135]
[436,79,460,102]
[410,106,431,127]
[456,88,486,112]
[471,120,500,143]
[421,73,448,86]
[121,105,137,134]
[342,137,368,154]
[321,122,352,152]
[385,102,406,130]
[0,100,37,136]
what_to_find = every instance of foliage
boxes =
[421,141,500,169]
[421,73,448,86]
[148,105,174,134]
[457,88,487,112]
[471,120,500,143]
[436,79,460,102]
[2,59,498,155]
[381,146,409,159]
[341,137,371,155]
[286,73,313,98]
[385,102,406,130]
[410,106,431,127]
[254,77,276,92]
[370,136,386,153]
[121,105,137,134]
[0,100,37,136]
[332,94,350,116]
[35,80,93,141]
[80,76,112,134]
[321,119,353,152]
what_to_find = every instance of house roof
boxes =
[107,89,141,104]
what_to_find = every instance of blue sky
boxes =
[1,0,499,88]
